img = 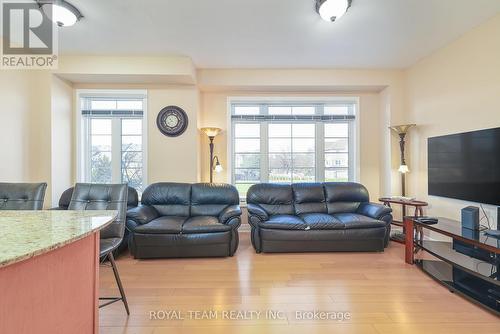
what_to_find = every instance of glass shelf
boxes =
[416,240,499,285]
[416,259,500,314]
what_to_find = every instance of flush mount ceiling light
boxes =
[38,0,83,27]
[316,0,352,22]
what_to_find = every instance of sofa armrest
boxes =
[225,217,242,230]
[247,203,269,222]
[126,217,140,232]
[126,205,159,225]
[357,202,392,220]
[219,205,242,224]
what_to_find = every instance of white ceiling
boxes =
[59,0,500,69]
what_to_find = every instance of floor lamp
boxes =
[201,127,223,183]
[389,124,416,198]
[389,124,416,242]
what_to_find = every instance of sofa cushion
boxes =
[324,182,369,214]
[182,216,232,234]
[190,183,239,217]
[299,213,344,229]
[332,213,386,229]
[134,216,186,234]
[292,183,327,215]
[259,215,307,230]
[247,184,294,216]
[141,183,191,216]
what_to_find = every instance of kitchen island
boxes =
[0,210,117,334]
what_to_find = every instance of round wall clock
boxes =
[156,106,189,137]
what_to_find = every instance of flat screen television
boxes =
[428,127,500,206]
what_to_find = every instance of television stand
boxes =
[404,216,500,315]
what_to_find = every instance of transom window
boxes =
[78,92,147,194]
[231,100,357,197]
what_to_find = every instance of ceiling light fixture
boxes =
[316,0,352,22]
[39,0,83,27]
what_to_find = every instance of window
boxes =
[78,92,147,193]
[231,100,357,197]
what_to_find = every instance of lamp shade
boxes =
[389,124,416,135]
[214,163,223,173]
[398,165,410,174]
[201,127,222,137]
[316,0,351,22]
[41,0,83,27]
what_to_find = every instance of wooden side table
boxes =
[378,197,428,244]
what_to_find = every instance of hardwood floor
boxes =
[99,232,499,334]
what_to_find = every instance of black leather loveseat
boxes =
[126,183,242,259]
[247,182,392,253]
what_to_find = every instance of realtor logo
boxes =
[1,0,58,69]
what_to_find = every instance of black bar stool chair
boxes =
[0,182,47,210]
[67,183,130,315]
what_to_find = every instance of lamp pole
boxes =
[389,124,416,243]
[389,124,415,198]
[201,127,222,184]
[399,133,407,197]
[208,136,215,183]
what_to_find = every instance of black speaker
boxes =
[461,206,479,230]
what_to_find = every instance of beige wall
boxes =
[0,66,406,210]
[147,86,201,183]
[57,56,197,85]
[50,76,74,206]
[31,72,53,204]
[199,91,387,201]
[198,68,403,91]
[0,71,53,204]
[0,71,37,181]
[405,14,500,228]
[2,13,499,221]
[71,83,202,185]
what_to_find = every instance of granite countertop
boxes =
[0,210,117,268]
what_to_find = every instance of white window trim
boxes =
[75,89,148,188]
[226,96,360,197]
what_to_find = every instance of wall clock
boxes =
[156,106,189,137]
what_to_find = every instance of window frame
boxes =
[76,90,148,191]
[227,97,360,200]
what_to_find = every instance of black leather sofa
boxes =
[53,185,139,255]
[247,182,392,253]
[127,183,242,259]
